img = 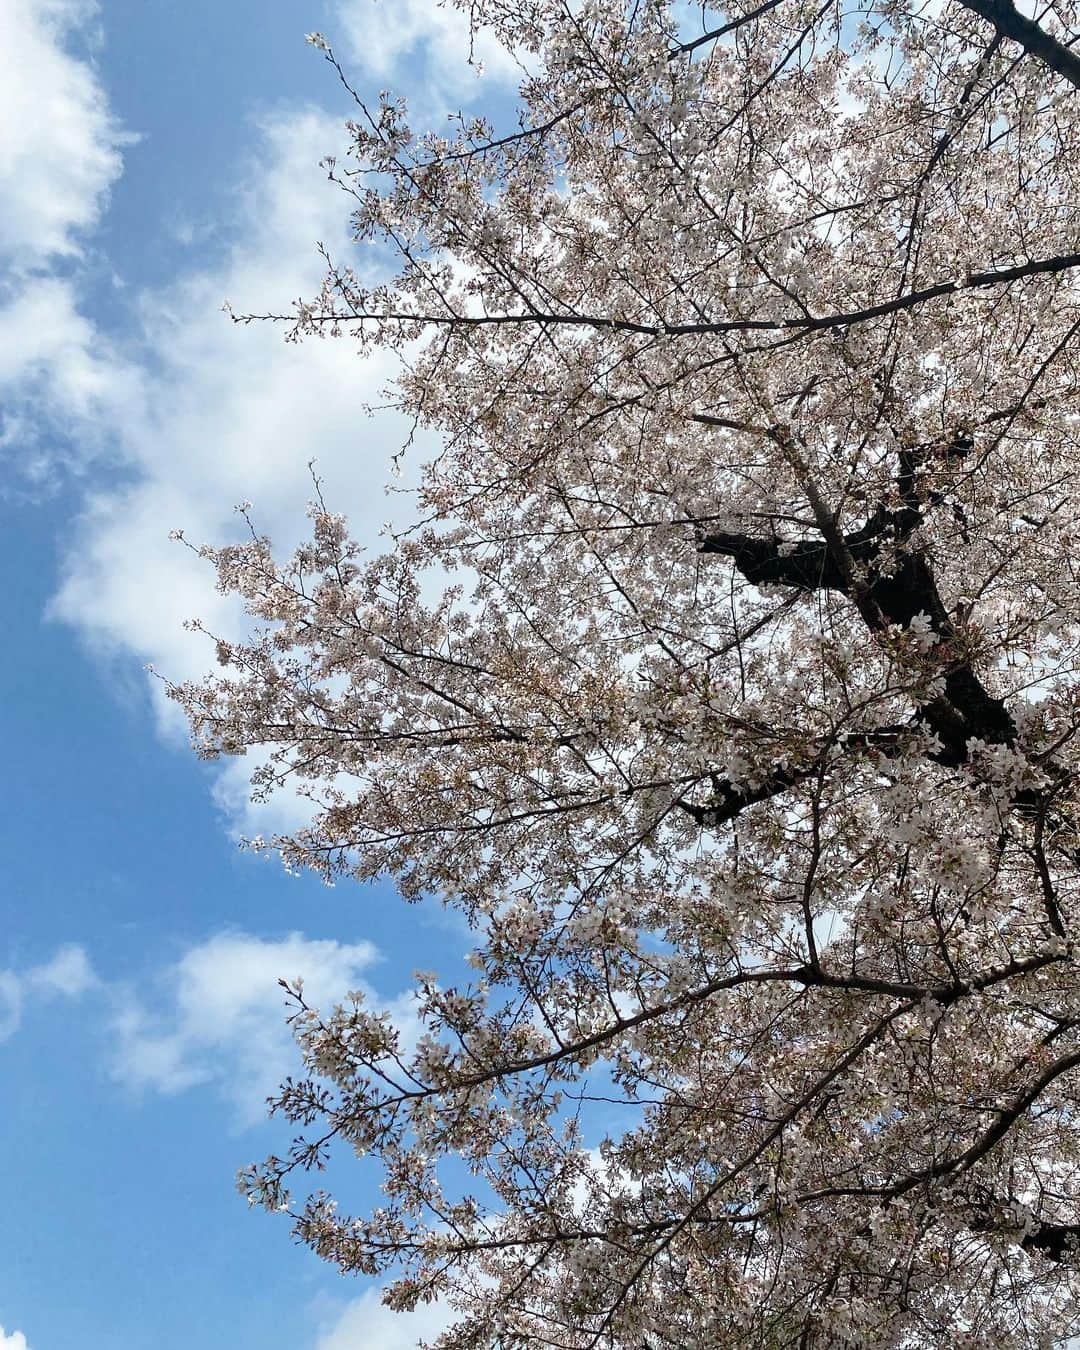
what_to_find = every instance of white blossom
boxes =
[171,2,1080,1344]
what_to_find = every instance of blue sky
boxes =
[0,2,521,1346]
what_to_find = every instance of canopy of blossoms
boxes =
[175,0,1080,1343]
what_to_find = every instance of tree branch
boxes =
[247,251,1080,340]
[958,0,1080,89]
[698,512,1017,765]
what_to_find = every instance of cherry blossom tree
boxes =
[174,0,1080,1343]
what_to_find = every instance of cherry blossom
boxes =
[174,0,1080,1343]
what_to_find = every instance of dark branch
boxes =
[698,487,1017,767]
[1023,1219,1080,1262]
[678,725,914,827]
[958,0,1080,89]
[246,251,1080,340]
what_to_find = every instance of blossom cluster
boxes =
[178,0,1080,1343]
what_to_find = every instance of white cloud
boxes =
[0,1325,29,1350]
[331,0,523,102]
[50,107,419,746]
[109,930,419,1126]
[209,750,322,840]
[2,8,451,834]
[0,0,138,485]
[0,0,129,268]
[0,274,143,481]
[25,944,98,998]
[0,277,109,395]
[0,944,99,1042]
[314,1289,454,1350]
[0,974,21,1043]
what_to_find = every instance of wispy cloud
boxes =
[108,930,418,1126]
[5,0,495,837]
[3,927,420,1129]
[331,0,523,101]
[314,1288,454,1350]
[0,0,139,483]
[49,107,418,738]
[0,0,130,268]
[0,944,98,1042]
